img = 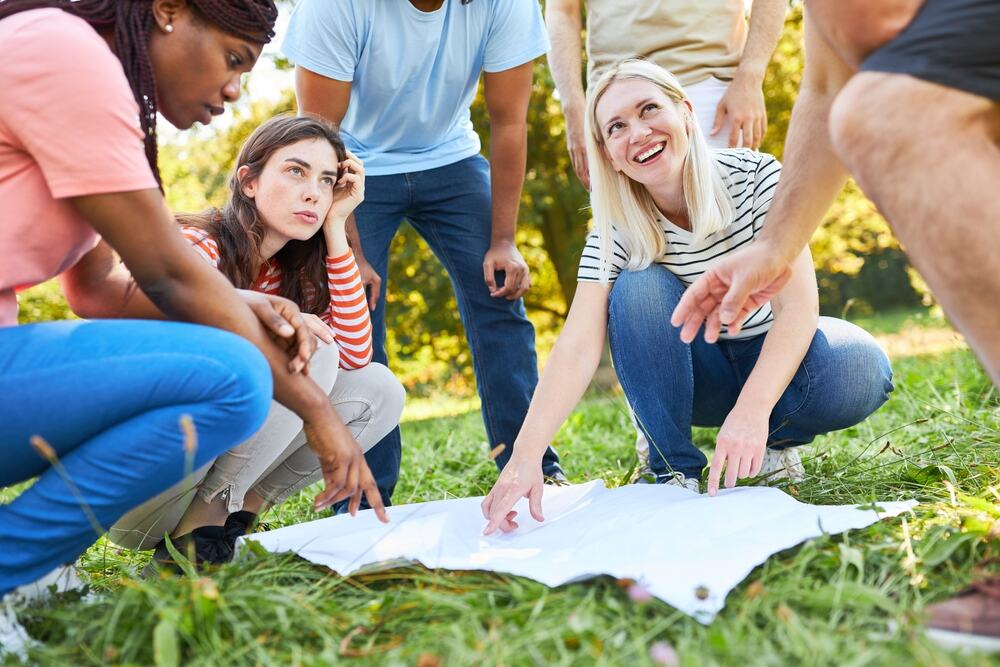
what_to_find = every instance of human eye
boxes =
[606,121,624,136]
[288,166,303,176]
[321,176,335,187]
[227,52,243,69]
[641,103,659,114]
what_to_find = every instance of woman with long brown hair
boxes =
[0,1,385,650]
[110,115,405,569]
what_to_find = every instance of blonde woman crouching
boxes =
[481,60,893,533]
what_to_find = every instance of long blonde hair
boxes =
[585,59,734,282]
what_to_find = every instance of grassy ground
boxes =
[6,309,1000,666]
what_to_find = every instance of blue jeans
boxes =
[0,320,272,595]
[354,154,563,505]
[607,266,894,481]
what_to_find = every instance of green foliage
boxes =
[15,6,928,396]
[9,341,1000,666]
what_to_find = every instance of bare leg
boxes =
[830,72,1000,382]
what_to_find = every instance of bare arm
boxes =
[62,188,387,520]
[671,10,855,339]
[713,0,786,148]
[754,11,854,264]
[481,282,611,534]
[295,65,381,309]
[707,248,818,495]
[545,0,590,188]
[482,61,535,300]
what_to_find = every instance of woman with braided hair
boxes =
[0,1,387,649]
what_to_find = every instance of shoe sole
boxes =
[925,627,1000,653]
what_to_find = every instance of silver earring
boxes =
[164,23,174,33]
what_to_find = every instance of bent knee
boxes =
[199,332,273,445]
[829,74,896,167]
[609,265,685,318]
[368,362,406,424]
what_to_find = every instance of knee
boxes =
[609,265,684,323]
[368,362,406,426]
[829,74,895,173]
[311,341,342,394]
[817,320,894,424]
[199,331,273,449]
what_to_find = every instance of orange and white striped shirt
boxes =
[181,226,373,370]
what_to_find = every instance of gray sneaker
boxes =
[757,447,806,484]
[658,471,700,493]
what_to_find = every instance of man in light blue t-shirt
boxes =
[283,0,565,507]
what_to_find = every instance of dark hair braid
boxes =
[0,0,278,185]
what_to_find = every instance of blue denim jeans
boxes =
[353,154,563,506]
[0,320,272,595]
[607,266,894,481]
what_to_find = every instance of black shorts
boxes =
[861,0,1000,102]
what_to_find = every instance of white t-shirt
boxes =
[577,149,782,340]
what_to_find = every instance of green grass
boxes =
[7,313,1000,666]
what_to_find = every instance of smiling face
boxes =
[148,5,262,128]
[239,138,341,246]
[594,78,694,190]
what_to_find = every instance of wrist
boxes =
[490,235,516,248]
[734,63,767,87]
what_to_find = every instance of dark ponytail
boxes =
[0,0,278,184]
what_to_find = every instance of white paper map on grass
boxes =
[240,481,915,623]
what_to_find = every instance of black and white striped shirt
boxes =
[577,149,782,340]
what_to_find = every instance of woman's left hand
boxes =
[326,150,365,227]
[707,407,769,496]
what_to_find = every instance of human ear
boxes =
[237,165,257,198]
[151,0,188,34]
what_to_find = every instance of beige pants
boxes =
[109,342,405,550]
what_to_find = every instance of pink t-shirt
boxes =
[0,9,158,327]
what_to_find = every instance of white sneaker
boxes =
[758,447,806,484]
[1,594,33,660]
[0,565,86,660]
[660,472,701,493]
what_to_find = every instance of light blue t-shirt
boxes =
[282,0,549,176]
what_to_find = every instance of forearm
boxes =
[324,219,351,257]
[757,91,848,264]
[739,0,787,82]
[734,305,817,416]
[545,1,587,128]
[344,213,366,260]
[489,122,528,243]
[512,330,605,461]
[756,11,852,264]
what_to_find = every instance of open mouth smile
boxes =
[634,142,665,164]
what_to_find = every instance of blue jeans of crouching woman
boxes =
[0,320,272,595]
[607,265,894,482]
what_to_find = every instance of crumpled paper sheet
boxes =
[240,480,915,622]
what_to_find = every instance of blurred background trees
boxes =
[19,4,928,397]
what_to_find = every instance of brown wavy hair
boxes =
[177,114,347,315]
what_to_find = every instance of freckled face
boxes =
[595,79,693,189]
[240,139,341,243]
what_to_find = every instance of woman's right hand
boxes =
[481,453,545,535]
[304,413,388,522]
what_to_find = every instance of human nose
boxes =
[630,124,651,144]
[222,75,241,103]
[302,182,319,203]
